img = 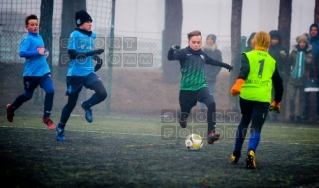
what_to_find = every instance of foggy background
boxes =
[115,0,315,43]
[1,0,315,46]
[0,0,317,119]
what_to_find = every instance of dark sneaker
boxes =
[178,113,187,128]
[231,152,241,164]
[179,120,187,128]
[42,117,56,130]
[246,150,257,169]
[6,104,14,122]
[81,101,93,123]
[56,125,65,142]
[207,130,220,144]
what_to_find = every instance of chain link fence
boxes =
[0,0,317,123]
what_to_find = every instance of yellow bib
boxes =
[240,50,276,102]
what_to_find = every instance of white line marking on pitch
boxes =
[1,126,319,146]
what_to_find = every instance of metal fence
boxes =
[0,0,317,124]
[0,28,234,117]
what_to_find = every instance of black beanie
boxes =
[75,10,92,27]
[206,34,216,42]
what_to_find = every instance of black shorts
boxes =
[239,98,270,126]
[179,87,211,108]
[23,72,52,91]
[65,72,101,95]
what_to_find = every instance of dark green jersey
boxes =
[167,46,231,91]
[179,52,207,90]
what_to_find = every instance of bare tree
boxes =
[315,0,319,23]
[278,0,292,52]
[34,0,53,105]
[39,0,53,70]
[162,0,183,83]
[58,0,87,81]
[58,0,87,103]
[230,0,242,110]
[277,0,292,118]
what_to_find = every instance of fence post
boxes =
[106,0,116,114]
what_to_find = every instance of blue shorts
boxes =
[23,72,53,91]
[65,72,102,95]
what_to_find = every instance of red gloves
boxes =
[230,79,245,97]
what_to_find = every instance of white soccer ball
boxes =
[185,134,203,150]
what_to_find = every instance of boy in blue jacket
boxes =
[6,14,55,130]
[55,10,106,142]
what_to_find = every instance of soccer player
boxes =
[55,10,106,142]
[6,14,55,129]
[230,31,283,169]
[167,30,233,144]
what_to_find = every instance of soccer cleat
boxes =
[81,101,93,123]
[231,152,241,164]
[207,130,220,144]
[6,104,14,122]
[42,117,56,130]
[178,113,187,128]
[246,150,257,169]
[56,125,65,142]
[179,120,187,128]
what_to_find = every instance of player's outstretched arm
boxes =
[230,54,250,97]
[167,45,183,61]
[205,57,233,72]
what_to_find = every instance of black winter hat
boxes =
[75,10,92,27]
[269,30,280,40]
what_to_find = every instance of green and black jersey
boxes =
[167,46,230,91]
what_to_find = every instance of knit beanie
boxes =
[75,10,92,27]
[206,34,216,42]
[296,34,308,43]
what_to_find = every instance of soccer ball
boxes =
[185,134,203,150]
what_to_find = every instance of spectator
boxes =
[308,24,319,123]
[245,32,256,52]
[303,47,319,122]
[288,34,314,123]
[268,30,289,122]
[200,34,223,111]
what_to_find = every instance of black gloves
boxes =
[93,55,103,72]
[171,45,180,51]
[86,49,104,56]
[225,64,233,72]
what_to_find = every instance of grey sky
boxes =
[115,0,315,43]
[1,0,314,41]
